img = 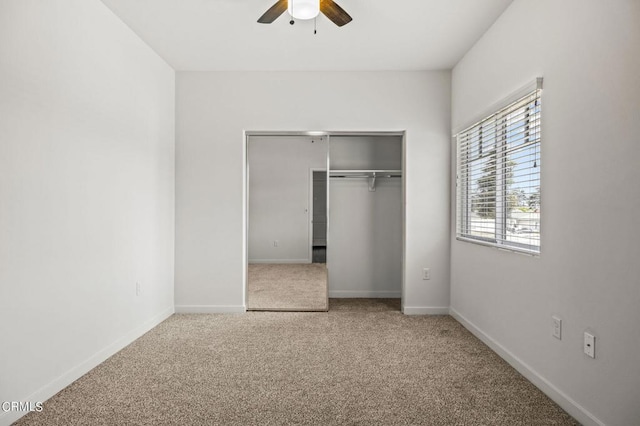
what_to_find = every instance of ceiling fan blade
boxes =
[320,0,352,27]
[257,0,288,24]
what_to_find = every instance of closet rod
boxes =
[329,175,401,179]
[329,170,402,178]
[330,170,402,192]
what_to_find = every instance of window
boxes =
[456,85,541,254]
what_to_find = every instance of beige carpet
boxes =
[16,299,577,425]
[247,263,328,311]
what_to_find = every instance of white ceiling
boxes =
[100,0,513,71]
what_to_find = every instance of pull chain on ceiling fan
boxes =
[257,0,352,27]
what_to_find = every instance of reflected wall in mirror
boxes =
[247,135,328,311]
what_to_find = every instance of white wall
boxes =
[0,1,175,424]
[175,71,451,314]
[330,135,403,170]
[450,1,640,425]
[329,179,402,297]
[248,135,326,263]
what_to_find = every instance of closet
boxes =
[327,135,403,299]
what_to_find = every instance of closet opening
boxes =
[328,133,404,311]
[244,131,405,312]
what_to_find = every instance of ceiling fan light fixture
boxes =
[288,0,320,20]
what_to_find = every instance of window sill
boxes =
[456,236,540,257]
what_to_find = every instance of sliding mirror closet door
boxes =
[247,135,328,311]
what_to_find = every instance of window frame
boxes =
[455,81,542,255]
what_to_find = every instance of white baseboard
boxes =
[449,307,604,426]
[0,306,174,426]
[248,259,310,264]
[174,305,246,313]
[402,306,450,315]
[328,290,401,298]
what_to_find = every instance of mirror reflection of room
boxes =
[247,135,328,311]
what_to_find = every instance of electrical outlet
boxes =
[273,240,279,247]
[584,332,595,358]
[422,268,431,280]
[552,316,562,340]
[136,281,140,296]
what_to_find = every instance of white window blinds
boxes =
[456,85,542,254]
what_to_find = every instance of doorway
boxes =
[311,170,327,263]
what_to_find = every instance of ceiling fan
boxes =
[258,0,353,27]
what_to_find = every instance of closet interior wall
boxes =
[328,135,403,298]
